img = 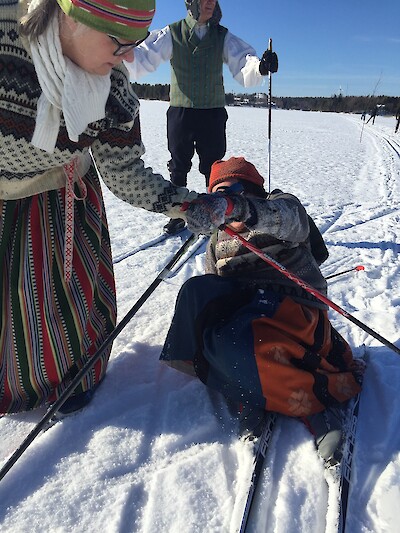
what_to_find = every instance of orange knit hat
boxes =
[208,157,265,193]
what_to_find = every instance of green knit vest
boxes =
[169,16,228,108]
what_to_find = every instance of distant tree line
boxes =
[228,93,400,115]
[132,83,400,115]
[272,94,400,115]
[131,83,170,101]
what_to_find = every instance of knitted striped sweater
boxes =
[205,191,329,310]
[0,0,197,217]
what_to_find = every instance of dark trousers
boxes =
[167,107,228,187]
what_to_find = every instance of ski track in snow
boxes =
[0,102,399,532]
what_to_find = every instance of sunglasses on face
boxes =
[108,32,149,57]
[213,184,245,194]
[214,185,233,193]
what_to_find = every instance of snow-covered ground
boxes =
[0,102,399,533]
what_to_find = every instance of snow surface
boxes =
[1,102,399,533]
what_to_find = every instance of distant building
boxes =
[231,93,274,108]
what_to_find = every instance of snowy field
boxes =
[0,101,399,533]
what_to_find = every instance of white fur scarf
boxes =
[28,1,111,153]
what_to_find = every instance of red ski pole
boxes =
[223,226,400,356]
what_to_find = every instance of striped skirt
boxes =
[0,168,117,413]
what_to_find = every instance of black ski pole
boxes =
[223,226,400,356]
[360,74,382,142]
[267,37,273,193]
[325,265,365,280]
[0,232,197,483]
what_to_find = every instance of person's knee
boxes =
[181,274,218,293]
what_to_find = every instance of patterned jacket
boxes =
[0,0,197,217]
[205,190,329,309]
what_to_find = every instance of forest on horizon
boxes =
[131,83,400,115]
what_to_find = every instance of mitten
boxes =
[183,193,250,234]
[183,194,228,235]
[259,50,278,75]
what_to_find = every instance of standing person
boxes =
[160,157,362,464]
[0,0,227,415]
[366,105,378,124]
[395,107,400,133]
[127,0,278,235]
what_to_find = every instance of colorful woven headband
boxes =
[56,0,155,41]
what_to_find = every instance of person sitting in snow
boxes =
[160,156,362,465]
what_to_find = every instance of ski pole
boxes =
[267,38,273,193]
[0,232,197,483]
[360,75,382,142]
[222,226,400,356]
[325,265,365,280]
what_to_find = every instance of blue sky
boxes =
[141,0,400,97]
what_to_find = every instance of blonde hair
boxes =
[20,0,90,42]
[19,0,58,38]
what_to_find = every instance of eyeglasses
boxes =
[109,32,149,57]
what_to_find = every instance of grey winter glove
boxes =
[259,50,278,75]
[183,193,250,235]
[184,194,228,235]
[224,193,250,223]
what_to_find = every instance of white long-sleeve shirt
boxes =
[126,23,264,88]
